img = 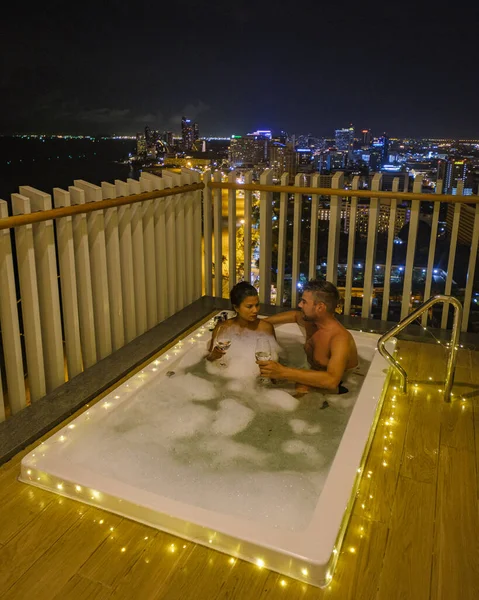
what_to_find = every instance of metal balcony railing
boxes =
[377,295,463,401]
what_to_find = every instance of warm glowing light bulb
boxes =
[229,557,236,564]
[301,568,309,576]
[68,424,75,429]
[27,469,32,475]
[121,547,126,553]
[349,547,356,553]
[57,483,63,490]
[256,559,265,568]
[280,580,287,587]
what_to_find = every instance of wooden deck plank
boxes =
[79,517,159,588]
[400,342,444,483]
[0,496,84,595]
[353,382,410,524]
[0,484,55,545]
[52,575,112,600]
[431,445,479,600]
[110,534,193,600]
[155,544,238,600]
[376,475,435,600]
[2,508,123,600]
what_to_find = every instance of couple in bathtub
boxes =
[207,279,358,396]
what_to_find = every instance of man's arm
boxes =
[264,310,301,326]
[258,334,349,390]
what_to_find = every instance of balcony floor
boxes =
[0,340,478,599]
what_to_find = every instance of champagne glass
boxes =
[255,338,271,383]
[216,326,231,367]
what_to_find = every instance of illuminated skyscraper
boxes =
[361,129,372,148]
[335,126,354,162]
[181,117,198,151]
[443,158,468,193]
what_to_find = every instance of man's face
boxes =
[298,291,319,321]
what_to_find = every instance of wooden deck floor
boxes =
[0,340,478,599]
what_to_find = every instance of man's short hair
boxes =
[303,279,340,314]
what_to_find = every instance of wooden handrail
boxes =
[209,181,477,204]
[0,182,204,230]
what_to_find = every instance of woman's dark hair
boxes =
[230,281,258,308]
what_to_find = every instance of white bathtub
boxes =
[20,316,394,587]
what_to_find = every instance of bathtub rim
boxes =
[19,316,394,587]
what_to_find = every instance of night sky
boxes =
[1,0,478,138]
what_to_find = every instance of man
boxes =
[258,280,358,394]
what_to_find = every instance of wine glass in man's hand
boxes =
[255,338,271,383]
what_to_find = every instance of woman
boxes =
[207,282,276,362]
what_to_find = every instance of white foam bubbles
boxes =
[212,399,255,436]
[259,389,299,412]
[289,419,321,435]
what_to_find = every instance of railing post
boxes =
[69,186,97,368]
[441,181,462,328]
[462,201,479,332]
[259,169,273,305]
[73,180,112,360]
[309,174,320,281]
[344,176,359,316]
[127,178,148,335]
[213,170,223,298]
[327,172,344,285]
[276,172,289,306]
[362,173,382,318]
[180,169,195,305]
[381,177,399,322]
[137,177,158,329]
[400,175,422,320]
[114,179,137,341]
[291,173,304,307]
[243,171,253,285]
[0,200,26,414]
[422,180,443,327]
[18,186,64,393]
[100,181,125,352]
[52,188,83,378]
[227,171,237,289]
[11,193,46,401]
[203,170,213,296]
[141,172,168,322]
[166,170,187,311]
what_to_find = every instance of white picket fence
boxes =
[0,169,202,421]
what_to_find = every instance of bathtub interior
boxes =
[19,313,393,586]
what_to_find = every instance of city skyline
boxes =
[1,1,478,138]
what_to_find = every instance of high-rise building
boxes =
[136,133,146,157]
[443,158,468,193]
[361,129,372,148]
[296,149,313,173]
[372,134,390,166]
[229,134,269,167]
[335,126,354,162]
[181,117,198,151]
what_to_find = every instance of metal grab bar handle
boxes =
[377,295,463,402]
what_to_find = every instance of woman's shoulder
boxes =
[257,319,275,335]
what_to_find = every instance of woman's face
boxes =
[235,295,260,321]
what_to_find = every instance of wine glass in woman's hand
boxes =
[255,338,271,383]
[216,326,231,367]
